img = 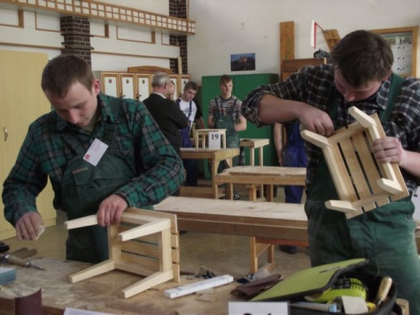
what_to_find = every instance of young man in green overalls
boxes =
[3,55,184,264]
[241,30,420,313]
[208,74,247,171]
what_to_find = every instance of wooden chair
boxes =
[65,208,180,298]
[301,106,408,219]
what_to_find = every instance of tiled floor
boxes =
[3,186,311,280]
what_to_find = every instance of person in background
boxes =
[208,75,247,200]
[241,30,420,312]
[176,81,205,186]
[273,122,307,254]
[2,55,184,264]
[144,72,188,157]
[166,80,176,101]
[208,74,247,170]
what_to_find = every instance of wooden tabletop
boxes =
[180,148,239,160]
[0,258,242,315]
[154,197,307,240]
[240,138,270,148]
[216,166,306,186]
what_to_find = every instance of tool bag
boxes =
[251,259,402,315]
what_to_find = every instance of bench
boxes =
[154,196,307,273]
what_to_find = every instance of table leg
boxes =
[258,148,264,193]
[250,148,255,166]
[258,147,264,166]
[226,183,233,200]
[212,159,219,199]
[266,185,274,202]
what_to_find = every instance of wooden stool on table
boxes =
[65,208,180,298]
[194,129,226,149]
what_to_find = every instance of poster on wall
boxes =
[230,53,255,71]
[382,32,413,76]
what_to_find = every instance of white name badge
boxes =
[208,131,221,149]
[83,138,109,166]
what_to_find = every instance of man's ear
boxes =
[382,71,392,81]
[92,79,101,95]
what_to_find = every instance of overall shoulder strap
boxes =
[380,73,404,124]
[102,100,122,145]
[187,101,193,120]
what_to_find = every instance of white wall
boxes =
[188,0,420,84]
[0,0,176,71]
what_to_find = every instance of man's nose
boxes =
[67,111,79,124]
[343,92,356,102]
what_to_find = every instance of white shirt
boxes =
[177,98,198,123]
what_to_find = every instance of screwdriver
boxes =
[1,253,46,270]
[373,276,392,310]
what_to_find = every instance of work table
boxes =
[0,257,241,315]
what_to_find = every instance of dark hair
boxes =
[41,54,94,97]
[184,81,198,91]
[219,74,232,85]
[330,30,393,87]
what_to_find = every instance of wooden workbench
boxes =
[0,258,242,315]
[154,197,307,241]
[215,167,307,272]
[240,138,270,166]
[180,148,240,199]
[216,166,306,201]
[155,197,307,273]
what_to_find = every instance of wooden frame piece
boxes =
[371,26,418,77]
[301,106,408,219]
[65,208,180,298]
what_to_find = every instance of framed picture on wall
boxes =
[371,26,418,77]
[230,53,256,71]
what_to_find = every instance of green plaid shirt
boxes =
[3,93,184,225]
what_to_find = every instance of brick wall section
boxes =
[60,16,92,66]
[169,0,188,74]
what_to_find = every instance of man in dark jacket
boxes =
[144,72,189,156]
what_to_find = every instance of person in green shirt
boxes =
[2,55,184,263]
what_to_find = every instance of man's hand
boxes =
[372,137,405,165]
[300,106,335,137]
[97,194,128,227]
[15,212,43,241]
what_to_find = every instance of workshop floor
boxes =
[3,186,311,280]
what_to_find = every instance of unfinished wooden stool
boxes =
[301,106,408,219]
[65,208,180,298]
[194,129,226,149]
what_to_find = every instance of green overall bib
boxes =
[61,102,138,264]
[305,74,420,312]
[213,97,240,171]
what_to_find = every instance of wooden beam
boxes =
[322,29,340,51]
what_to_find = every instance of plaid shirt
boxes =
[3,93,184,225]
[242,64,420,192]
[209,95,243,123]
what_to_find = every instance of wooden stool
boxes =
[302,106,408,219]
[194,129,226,149]
[65,208,180,298]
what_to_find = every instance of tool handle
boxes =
[374,276,393,307]
[6,254,29,267]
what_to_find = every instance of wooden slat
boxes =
[353,131,390,207]
[119,252,159,274]
[340,136,376,210]
[121,240,159,258]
